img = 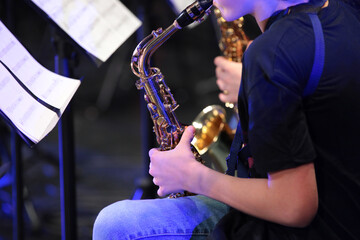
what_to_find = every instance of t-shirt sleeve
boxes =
[241,18,317,175]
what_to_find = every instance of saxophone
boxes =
[131,0,213,198]
[214,7,249,109]
[214,8,249,63]
[191,9,250,172]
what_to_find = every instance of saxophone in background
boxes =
[214,7,250,109]
[214,8,249,63]
[131,0,213,198]
[191,8,250,172]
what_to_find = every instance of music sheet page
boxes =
[30,0,142,62]
[0,63,59,143]
[0,21,81,113]
[0,21,81,143]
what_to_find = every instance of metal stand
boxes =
[3,1,25,239]
[11,130,24,240]
[58,107,77,240]
[52,33,78,240]
[132,0,158,200]
[132,94,158,200]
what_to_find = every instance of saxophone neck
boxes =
[138,23,180,77]
[131,0,213,78]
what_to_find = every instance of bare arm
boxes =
[193,160,318,227]
[149,126,318,228]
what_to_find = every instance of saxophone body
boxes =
[131,25,183,152]
[214,8,249,63]
[215,7,250,111]
[131,0,213,198]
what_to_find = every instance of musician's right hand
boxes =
[148,126,203,197]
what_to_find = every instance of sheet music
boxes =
[0,21,80,113]
[0,63,59,143]
[31,0,142,62]
[0,21,81,143]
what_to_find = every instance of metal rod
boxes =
[53,34,78,240]
[11,130,24,240]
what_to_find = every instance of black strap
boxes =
[225,121,248,177]
[303,13,325,97]
[225,12,325,177]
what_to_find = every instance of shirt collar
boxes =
[264,0,327,31]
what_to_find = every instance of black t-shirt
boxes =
[211,0,360,239]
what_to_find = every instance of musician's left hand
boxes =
[214,56,243,104]
[148,126,203,197]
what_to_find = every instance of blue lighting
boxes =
[0,173,11,188]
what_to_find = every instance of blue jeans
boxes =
[93,195,229,240]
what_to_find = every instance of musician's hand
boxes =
[214,56,243,104]
[148,126,202,197]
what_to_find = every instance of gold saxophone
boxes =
[214,7,249,109]
[214,8,249,63]
[131,0,213,198]
[191,8,250,172]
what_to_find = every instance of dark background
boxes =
[0,0,223,239]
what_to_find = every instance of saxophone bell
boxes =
[192,105,234,172]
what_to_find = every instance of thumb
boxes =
[179,125,196,147]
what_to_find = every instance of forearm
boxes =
[149,126,318,227]
[188,162,318,228]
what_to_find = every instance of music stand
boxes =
[17,1,100,239]
[24,0,141,238]
[11,130,24,240]
[51,30,78,240]
[2,1,25,239]
[131,0,158,200]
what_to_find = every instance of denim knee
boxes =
[92,196,229,240]
[93,200,132,240]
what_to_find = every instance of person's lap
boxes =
[93,195,229,240]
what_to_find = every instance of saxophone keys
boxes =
[135,79,144,89]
